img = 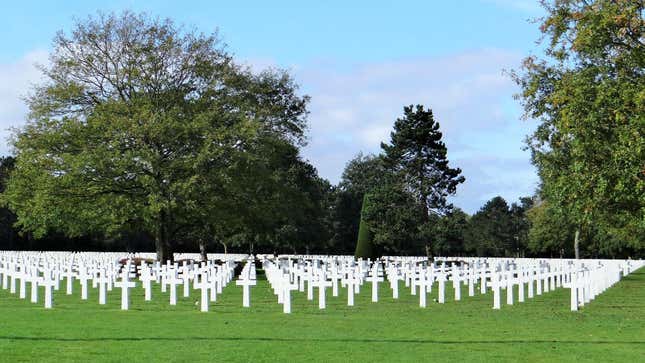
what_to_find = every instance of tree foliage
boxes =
[381,105,465,217]
[2,12,309,261]
[371,105,465,256]
[514,0,645,255]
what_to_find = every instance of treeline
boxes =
[1,153,639,258]
[1,2,643,260]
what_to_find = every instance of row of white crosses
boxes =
[276,255,643,312]
[258,257,387,312]
[0,251,244,311]
[2,252,643,312]
[567,259,644,311]
[432,256,644,311]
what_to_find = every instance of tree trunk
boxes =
[199,239,208,262]
[155,210,173,263]
[220,241,228,255]
[574,229,580,259]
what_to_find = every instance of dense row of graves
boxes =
[0,251,642,313]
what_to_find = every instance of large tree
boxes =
[514,0,644,258]
[526,201,575,257]
[0,157,21,250]
[380,105,465,256]
[465,196,515,257]
[432,208,469,257]
[2,12,308,261]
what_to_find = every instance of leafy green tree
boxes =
[514,0,644,258]
[1,12,308,262]
[363,177,425,255]
[526,201,574,257]
[509,197,534,257]
[465,196,514,256]
[432,208,469,257]
[0,157,22,250]
[380,105,465,256]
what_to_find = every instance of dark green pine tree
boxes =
[381,105,465,256]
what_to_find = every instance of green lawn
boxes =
[0,268,643,363]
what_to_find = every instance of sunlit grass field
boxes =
[0,268,643,362]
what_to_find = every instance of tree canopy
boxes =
[514,0,644,257]
[2,12,309,261]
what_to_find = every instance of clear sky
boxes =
[0,0,545,213]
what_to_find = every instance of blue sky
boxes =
[0,0,545,213]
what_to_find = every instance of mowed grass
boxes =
[0,268,643,363]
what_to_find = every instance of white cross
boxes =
[281,274,298,314]
[63,265,75,295]
[330,266,341,297]
[167,269,182,306]
[518,269,525,303]
[480,268,487,294]
[506,270,514,305]
[536,268,543,295]
[28,268,39,303]
[96,269,110,305]
[77,265,92,300]
[344,270,361,306]
[468,270,475,297]
[313,273,333,309]
[437,272,447,304]
[389,270,402,299]
[180,262,191,298]
[17,264,27,299]
[236,276,257,308]
[39,270,57,309]
[193,271,210,312]
[416,269,433,308]
[1,260,8,289]
[453,268,462,301]
[139,267,155,301]
[528,268,535,298]
[114,267,137,310]
[9,262,17,294]
[305,268,315,301]
[367,263,384,302]
[492,272,501,310]
[209,267,219,302]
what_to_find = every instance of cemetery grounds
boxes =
[0,258,643,362]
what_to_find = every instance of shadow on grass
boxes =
[0,336,643,345]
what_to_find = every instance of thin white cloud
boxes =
[482,0,543,13]
[0,50,48,154]
[1,48,538,213]
[293,48,538,213]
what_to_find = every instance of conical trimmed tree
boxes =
[354,194,377,259]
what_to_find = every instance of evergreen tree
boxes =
[466,196,514,256]
[381,105,465,256]
[354,194,376,259]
